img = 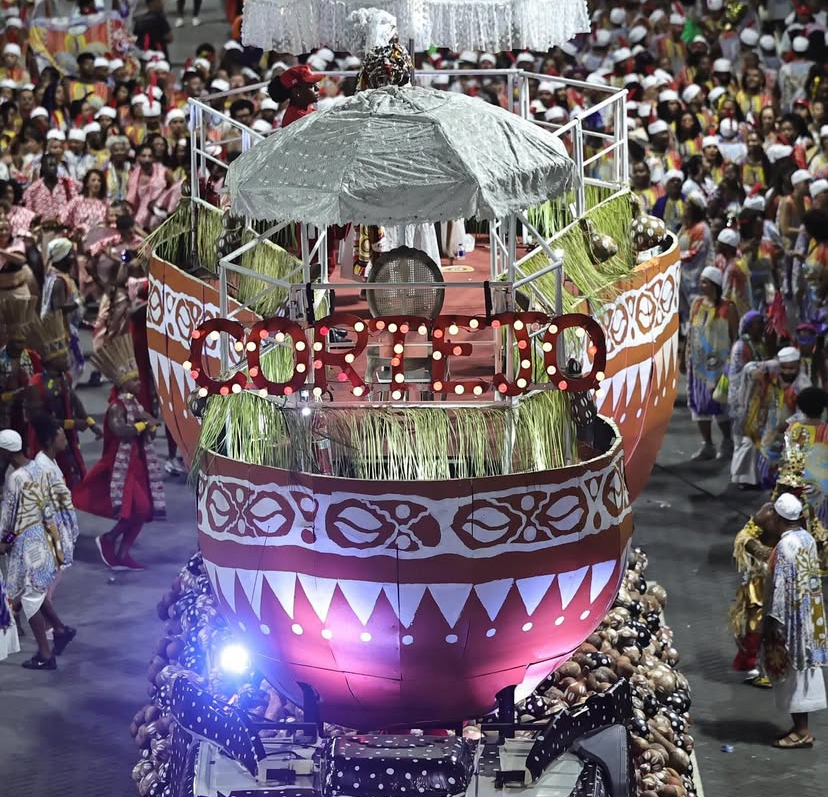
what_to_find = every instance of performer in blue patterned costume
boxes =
[760,493,828,748]
[0,428,76,669]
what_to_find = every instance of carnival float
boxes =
[134,2,690,796]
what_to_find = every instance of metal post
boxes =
[507,70,515,115]
[300,224,311,284]
[218,265,229,371]
[572,121,586,218]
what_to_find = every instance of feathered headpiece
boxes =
[29,312,69,364]
[90,335,139,388]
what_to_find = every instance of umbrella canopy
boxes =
[241,0,589,55]
[227,86,575,227]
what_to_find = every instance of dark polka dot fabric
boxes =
[320,735,474,797]
[169,675,264,777]
[525,679,631,781]
[568,761,609,797]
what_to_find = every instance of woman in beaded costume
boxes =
[73,336,165,571]
[0,296,40,439]
[25,313,102,488]
[730,449,828,685]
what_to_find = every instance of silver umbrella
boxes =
[240,0,590,54]
[226,85,575,227]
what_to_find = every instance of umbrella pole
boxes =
[408,38,415,78]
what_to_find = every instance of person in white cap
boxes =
[778,169,813,296]
[0,426,77,670]
[660,12,687,76]
[64,128,95,183]
[164,108,187,146]
[652,169,685,234]
[743,346,811,487]
[808,125,828,177]
[757,493,828,747]
[778,36,813,113]
[68,52,108,110]
[685,262,739,460]
[0,41,29,84]
[715,226,749,314]
[631,160,662,213]
[677,190,714,335]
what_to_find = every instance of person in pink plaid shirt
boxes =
[22,155,79,228]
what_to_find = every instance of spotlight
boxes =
[219,643,250,674]
[301,406,312,417]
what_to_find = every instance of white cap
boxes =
[68,128,86,142]
[46,129,66,141]
[193,57,211,72]
[149,60,170,73]
[708,86,727,105]
[708,0,723,9]
[560,42,579,58]
[30,106,48,119]
[612,47,632,64]
[629,25,647,44]
[662,169,684,185]
[610,8,626,25]
[458,50,478,64]
[586,72,608,86]
[648,119,669,136]
[719,117,739,139]
[223,40,243,52]
[759,35,776,52]
[792,169,812,186]
[637,102,652,117]
[717,228,740,248]
[740,28,759,47]
[651,9,665,23]
[306,54,327,71]
[810,179,828,199]
[669,13,685,25]
[682,84,703,103]
[143,101,162,118]
[0,78,17,89]
[819,124,828,139]
[93,56,109,69]
[131,93,148,106]
[344,55,362,68]
[594,30,612,48]
[642,75,658,90]
[743,195,766,212]
[530,99,546,113]
[260,98,279,111]
[701,265,723,286]
[691,34,709,47]
[165,109,185,124]
[96,106,117,119]
[687,190,707,210]
[210,79,230,92]
[544,106,567,122]
[83,122,101,134]
[774,492,803,520]
[3,43,21,57]
[5,17,22,29]
[632,44,645,56]
[21,84,34,92]
[658,89,679,102]
[653,68,673,86]
[538,80,561,93]
[702,135,719,148]
[251,119,272,134]
[777,346,801,364]
[766,143,793,163]
[109,58,125,72]
[316,47,334,63]
[147,86,163,101]
[793,36,809,53]
[0,429,22,452]
[713,58,732,72]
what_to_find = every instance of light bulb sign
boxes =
[188,311,606,399]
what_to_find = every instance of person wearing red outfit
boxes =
[267,64,323,129]
[73,335,165,571]
[25,313,102,488]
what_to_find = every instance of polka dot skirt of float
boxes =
[319,735,475,796]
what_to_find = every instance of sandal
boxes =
[773,732,814,749]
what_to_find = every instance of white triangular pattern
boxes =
[215,565,237,612]
[474,579,514,622]
[398,583,428,628]
[202,559,218,595]
[297,574,338,623]
[611,371,626,410]
[625,362,639,404]
[236,569,264,618]
[666,334,677,375]
[637,358,653,401]
[589,560,617,603]
[148,349,171,393]
[557,566,589,609]
[264,571,296,619]
[654,341,666,387]
[515,574,555,616]
[428,583,473,628]
[338,579,383,625]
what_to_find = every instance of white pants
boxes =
[731,435,757,485]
